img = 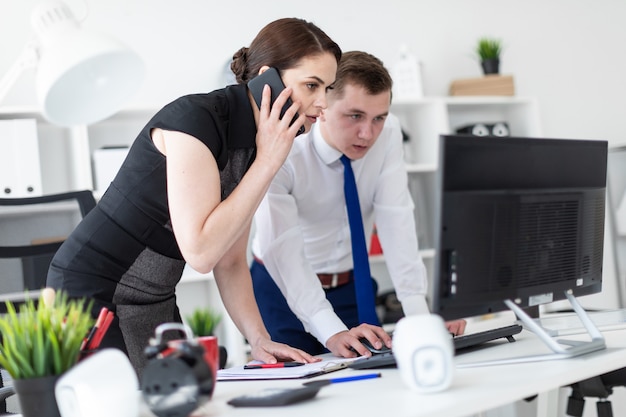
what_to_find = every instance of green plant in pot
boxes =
[0,289,94,417]
[184,307,224,371]
[186,307,222,337]
[475,37,503,75]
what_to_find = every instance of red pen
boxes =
[243,362,305,370]
[81,307,108,350]
[87,310,114,350]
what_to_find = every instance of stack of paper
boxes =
[217,357,358,381]
[449,75,515,96]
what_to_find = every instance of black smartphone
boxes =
[247,67,305,136]
[227,386,321,407]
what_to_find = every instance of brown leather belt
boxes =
[317,271,352,289]
[253,256,352,289]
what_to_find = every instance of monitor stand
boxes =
[457,291,606,368]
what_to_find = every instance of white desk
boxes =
[136,322,626,417]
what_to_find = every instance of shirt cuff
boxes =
[401,294,430,316]
[307,308,349,347]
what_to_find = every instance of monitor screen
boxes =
[430,135,608,321]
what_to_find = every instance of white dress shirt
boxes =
[251,114,429,346]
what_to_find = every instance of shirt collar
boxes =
[311,121,343,165]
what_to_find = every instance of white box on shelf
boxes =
[0,118,42,197]
[92,147,129,192]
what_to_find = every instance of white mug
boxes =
[56,349,139,417]
[392,314,454,393]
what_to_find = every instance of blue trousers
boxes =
[250,259,378,355]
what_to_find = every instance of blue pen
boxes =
[304,372,381,387]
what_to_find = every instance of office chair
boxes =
[563,146,626,417]
[0,189,96,414]
[0,190,96,300]
[566,369,626,417]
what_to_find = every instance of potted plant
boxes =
[184,307,223,373]
[475,37,503,75]
[185,307,222,337]
[0,289,94,417]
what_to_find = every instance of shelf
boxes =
[369,254,385,263]
[405,163,437,173]
[0,201,80,217]
[443,96,538,105]
[0,106,46,121]
[392,96,537,106]
[369,249,436,264]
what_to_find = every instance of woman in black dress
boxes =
[47,17,341,376]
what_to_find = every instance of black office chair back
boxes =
[0,190,96,294]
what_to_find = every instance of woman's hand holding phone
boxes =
[254,84,305,172]
[248,67,306,136]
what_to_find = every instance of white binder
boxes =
[92,146,129,193]
[0,118,42,197]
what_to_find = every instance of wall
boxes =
[2,0,625,303]
[2,0,626,145]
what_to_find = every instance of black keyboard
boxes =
[348,324,523,370]
[454,324,522,350]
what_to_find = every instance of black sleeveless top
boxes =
[47,83,256,376]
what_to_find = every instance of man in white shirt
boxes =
[250,51,466,357]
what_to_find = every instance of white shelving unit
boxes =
[393,96,542,165]
[374,96,542,301]
[0,106,156,194]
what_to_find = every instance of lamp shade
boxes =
[31,1,144,126]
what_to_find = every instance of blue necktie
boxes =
[340,155,379,325]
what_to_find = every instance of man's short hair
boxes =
[329,51,393,99]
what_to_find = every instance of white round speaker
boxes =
[392,314,454,393]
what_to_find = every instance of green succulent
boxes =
[185,307,222,337]
[476,37,503,61]
[0,291,94,380]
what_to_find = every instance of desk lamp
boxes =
[0,0,144,126]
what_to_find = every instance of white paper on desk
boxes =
[217,357,358,381]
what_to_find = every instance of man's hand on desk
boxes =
[325,319,466,358]
[446,319,467,336]
[326,323,392,358]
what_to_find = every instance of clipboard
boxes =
[217,357,357,381]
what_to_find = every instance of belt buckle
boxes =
[321,273,339,290]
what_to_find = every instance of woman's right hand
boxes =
[254,84,305,172]
[248,337,321,366]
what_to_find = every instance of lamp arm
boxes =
[0,41,40,104]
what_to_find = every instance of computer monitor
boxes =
[430,135,608,364]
